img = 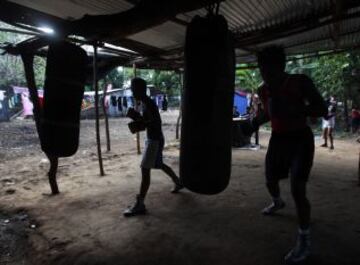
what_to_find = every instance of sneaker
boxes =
[171,183,184,193]
[123,198,147,217]
[285,232,311,264]
[330,145,334,150]
[320,143,327,147]
[261,200,285,215]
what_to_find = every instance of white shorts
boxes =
[141,139,164,169]
[322,117,335,129]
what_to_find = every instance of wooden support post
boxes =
[102,83,111,151]
[176,71,183,140]
[21,53,59,194]
[133,63,141,155]
[255,102,261,146]
[93,44,105,176]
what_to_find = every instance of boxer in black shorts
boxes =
[253,46,327,264]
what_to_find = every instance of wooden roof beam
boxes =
[124,0,189,27]
[72,0,222,41]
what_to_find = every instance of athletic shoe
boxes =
[320,143,327,147]
[330,145,334,150]
[285,232,311,264]
[261,200,285,215]
[123,197,147,217]
[171,183,184,193]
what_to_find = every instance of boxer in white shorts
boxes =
[321,97,336,150]
[123,78,184,217]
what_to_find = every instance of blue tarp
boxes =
[233,91,248,115]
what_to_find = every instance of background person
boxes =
[321,96,337,149]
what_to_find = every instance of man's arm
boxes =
[252,87,270,130]
[302,75,327,117]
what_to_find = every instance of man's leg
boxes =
[160,163,183,193]
[285,131,313,264]
[139,167,151,199]
[262,179,285,215]
[321,128,328,147]
[291,179,310,230]
[123,167,150,217]
[262,137,286,215]
[328,127,334,149]
[285,178,311,264]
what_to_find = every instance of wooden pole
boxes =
[133,63,141,155]
[102,83,111,151]
[255,102,260,145]
[175,71,183,140]
[93,44,105,176]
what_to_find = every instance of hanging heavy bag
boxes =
[180,13,235,194]
[41,41,88,157]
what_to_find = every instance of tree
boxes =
[0,22,46,89]
[235,67,261,92]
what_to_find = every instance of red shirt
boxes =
[352,109,360,119]
[258,74,312,133]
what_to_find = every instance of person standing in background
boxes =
[320,96,337,150]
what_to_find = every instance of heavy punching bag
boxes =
[41,41,88,157]
[180,13,235,194]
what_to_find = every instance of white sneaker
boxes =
[261,199,285,215]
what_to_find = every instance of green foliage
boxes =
[235,67,261,92]
[309,54,350,99]
[102,67,181,97]
[151,70,181,96]
[0,22,46,89]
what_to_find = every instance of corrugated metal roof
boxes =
[9,0,133,19]
[2,0,360,68]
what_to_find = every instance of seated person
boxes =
[232,106,240,118]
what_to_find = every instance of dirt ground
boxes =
[1,110,359,265]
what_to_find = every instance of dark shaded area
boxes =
[0,209,34,265]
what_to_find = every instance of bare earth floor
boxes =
[1,111,359,265]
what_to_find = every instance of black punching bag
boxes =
[180,14,235,195]
[41,41,88,157]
